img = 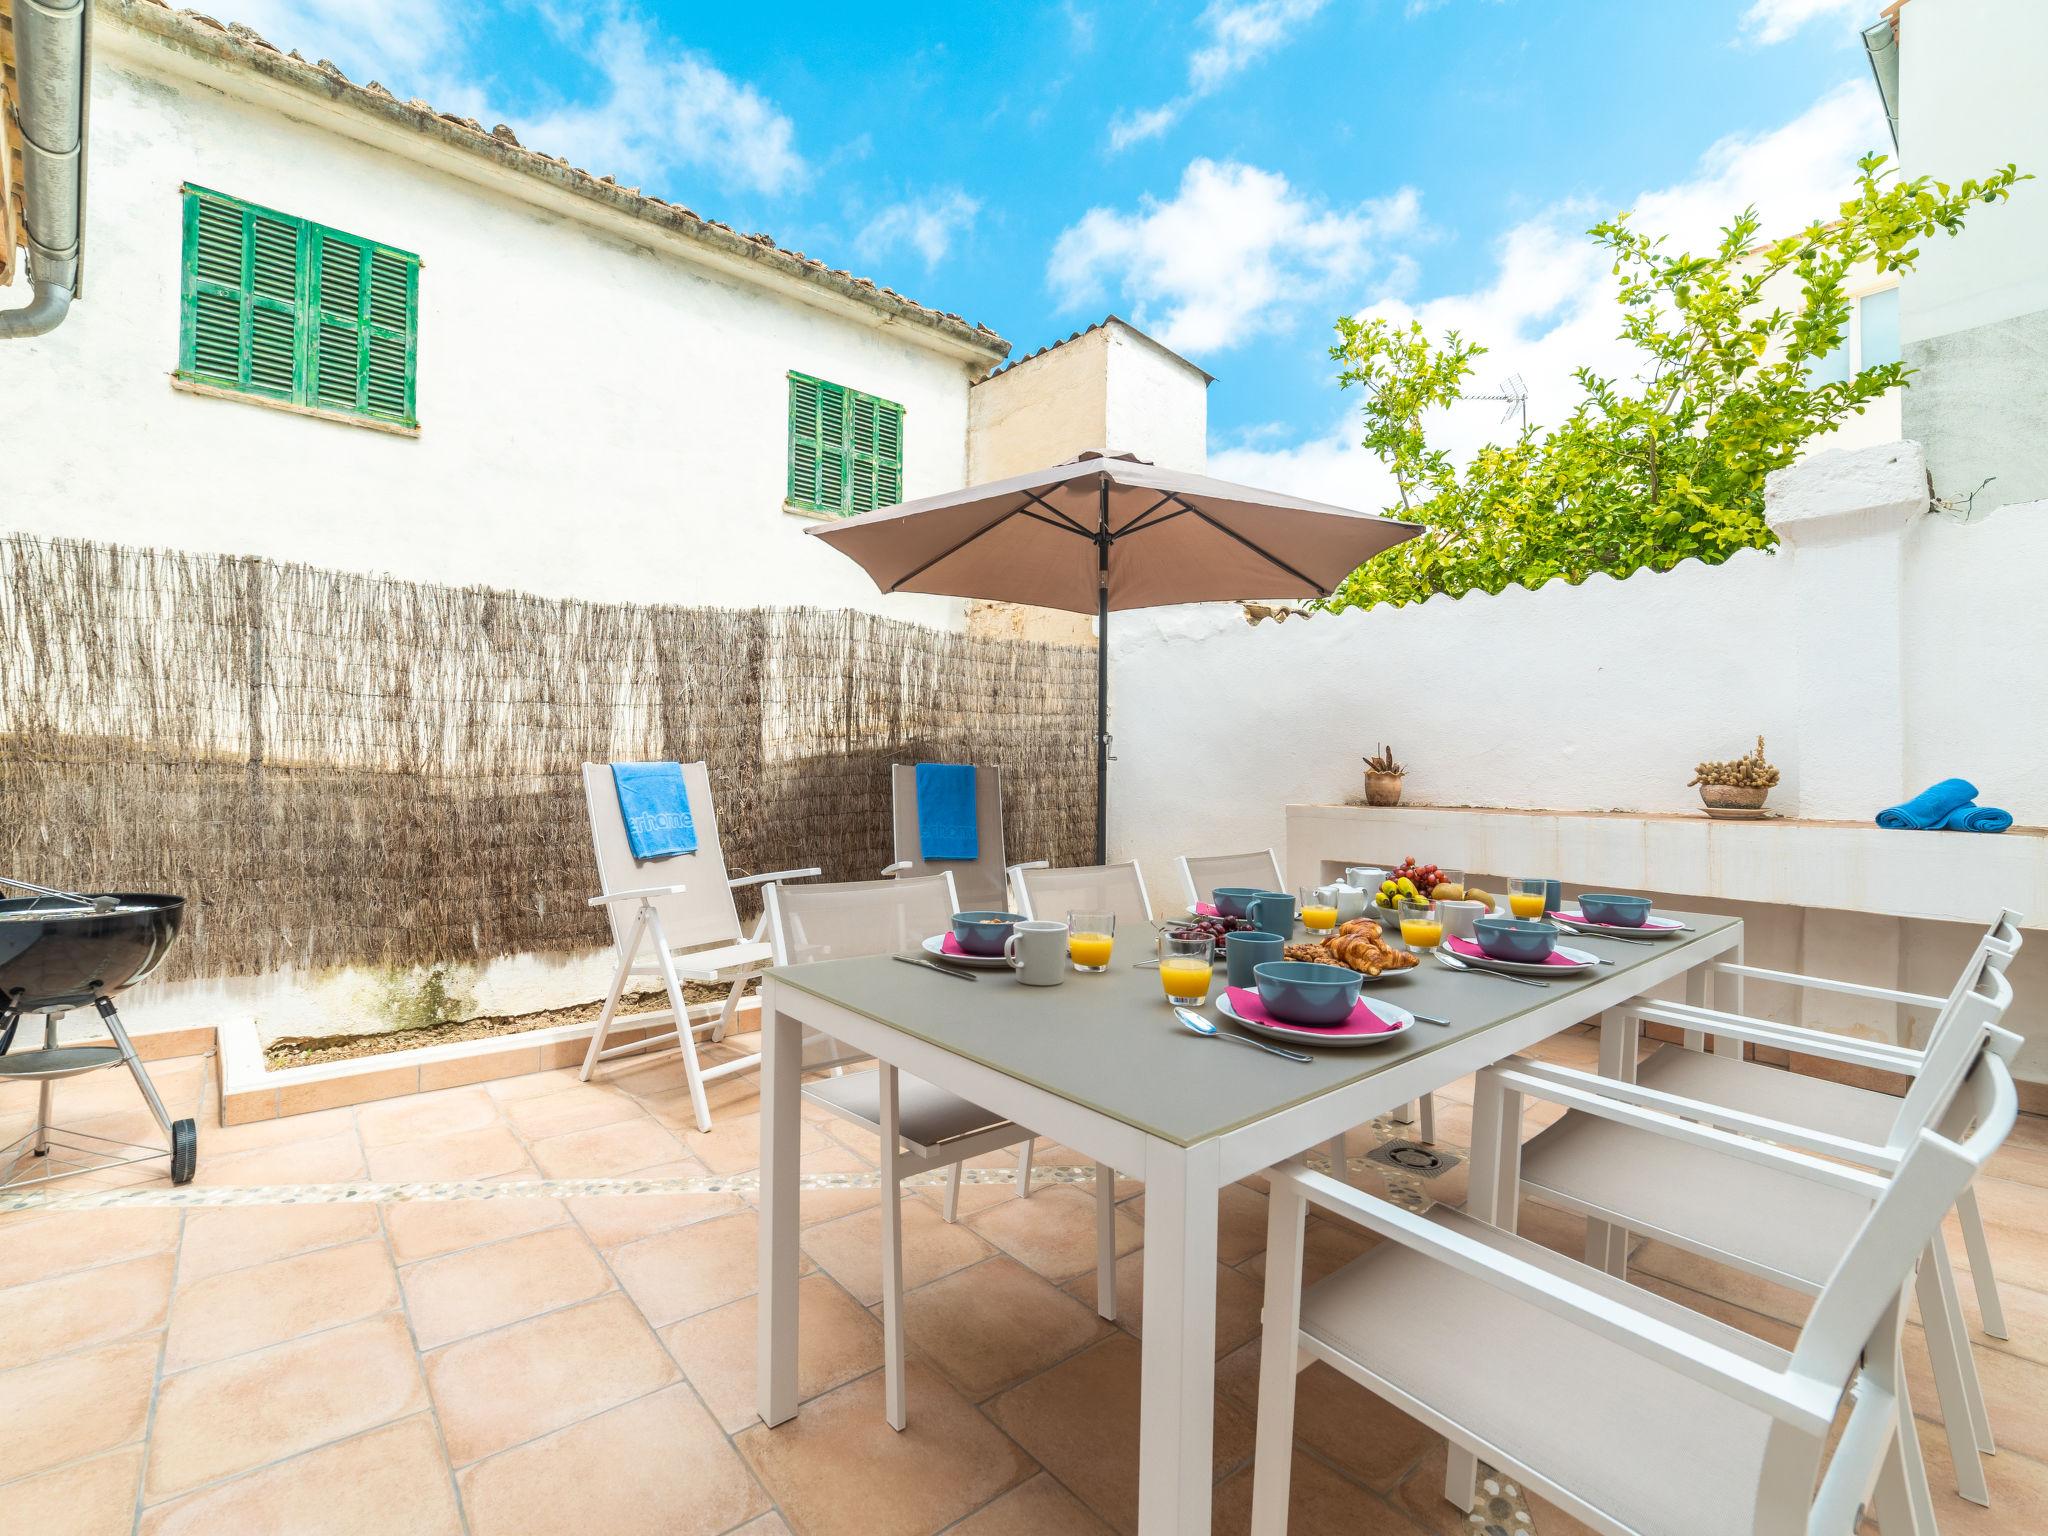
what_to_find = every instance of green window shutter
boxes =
[787,373,903,515]
[177,185,419,429]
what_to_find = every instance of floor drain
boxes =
[1365,1139,1461,1177]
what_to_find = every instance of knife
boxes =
[894,954,977,982]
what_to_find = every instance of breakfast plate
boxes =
[1437,937,1600,977]
[921,934,1011,970]
[1549,909,1686,939]
[1215,990,1415,1047]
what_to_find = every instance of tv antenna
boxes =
[1459,374,1528,437]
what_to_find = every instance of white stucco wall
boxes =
[1102,325,1210,473]
[1108,442,2048,1074]
[0,23,991,627]
[1897,0,2048,344]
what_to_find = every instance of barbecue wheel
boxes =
[170,1119,197,1185]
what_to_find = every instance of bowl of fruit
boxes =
[1372,858,1497,917]
[1171,913,1261,952]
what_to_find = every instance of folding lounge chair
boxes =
[579,761,820,1131]
[883,762,1039,913]
[762,871,1120,1431]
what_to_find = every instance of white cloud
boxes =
[1738,0,1868,46]
[222,0,461,79]
[855,190,982,269]
[1049,160,1422,354]
[519,10,804,196]
[1109,0,1328,150]
[1220,81,1890,509]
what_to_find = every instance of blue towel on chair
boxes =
[1939,802,2014,834]
[612,761,698,859]
[914,763,979,862]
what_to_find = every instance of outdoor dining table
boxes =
[756,909,1744,1534]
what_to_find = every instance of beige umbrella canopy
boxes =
[806,450,1421,859]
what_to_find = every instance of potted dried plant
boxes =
[1690,735,1780,814]
[1363,744,1406,806]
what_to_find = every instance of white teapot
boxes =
[1332,867,1385,922]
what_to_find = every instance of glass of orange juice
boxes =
[1508,878,1549,922]
[1158,933,1214,1006]
[1067,911,1115,973]
[1398,898,1443,951]
[1299,885,1341,934]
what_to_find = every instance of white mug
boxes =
[1438,899,1487,942]
[1004,921,1069,986]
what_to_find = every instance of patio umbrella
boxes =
[806,450,1421,863]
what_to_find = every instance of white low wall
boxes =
[1107,442,2048,1077]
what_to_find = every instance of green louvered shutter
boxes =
[847,392,880,514]
[182,193,250,385]
[787,373,901,515]
[788,372,825,508]
[247,211,300,396]
[364,249,415,422]
[177,185,419,429]
[874,399,904,505]
[313,233,365,411]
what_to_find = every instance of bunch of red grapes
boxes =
[1388,858,1446,897]
[1171,914,1257,949]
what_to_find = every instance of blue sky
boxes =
[231,0,1891,503]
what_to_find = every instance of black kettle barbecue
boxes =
[0,876,196,1188]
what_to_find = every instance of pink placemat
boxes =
[1444,934,1575,967]
[1223,986,1398,1036]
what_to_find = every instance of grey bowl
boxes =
[1210,887,1265,918]
[1577,892,1653,927]
[1473,916,1559,963]
[950,911,1025,956]
[1253,960,1364,1026]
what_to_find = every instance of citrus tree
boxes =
[1320,154,2027,611]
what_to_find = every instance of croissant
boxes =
[1325,926,1420,977]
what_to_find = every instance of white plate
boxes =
[921,933,1011,969]
[1440,943,1600,977]
[1215,992,1415,1047]
[1551,909,1685,939]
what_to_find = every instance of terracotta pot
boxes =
[1363,771,1405,807]
[1699,783,1768,810]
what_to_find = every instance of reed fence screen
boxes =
[0,536,1098,981]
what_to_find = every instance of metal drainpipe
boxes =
[0,0,87,338]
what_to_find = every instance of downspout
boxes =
[0,0,87,338]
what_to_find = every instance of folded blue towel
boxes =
[612,761,698,859]
[1940,802,2014,834]
[915,762,979,862]
[1877,778,1979,831]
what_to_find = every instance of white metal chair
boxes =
[578,761,820,1130]
[1173,848,1283,911]
[1485,950,2017,1507]
[1010,859,1155,927]
[761,871,1119,1431]
[882,763,1040,914]
[1249,1035,2020,1536]
[1622,909,2023,1343]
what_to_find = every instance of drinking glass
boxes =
[1508,878,1549,921]
[1299,885,1341,933]
[1398,898,1443,951]
[1157,933,1214,1006]
[1067,911,1115,973]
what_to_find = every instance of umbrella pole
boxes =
[1095,477,1110,866]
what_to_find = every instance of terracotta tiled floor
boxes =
[3,1026,2046,1534]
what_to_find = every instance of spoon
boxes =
[1173,1007,1314,1062]
[1435,950,1550,988]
